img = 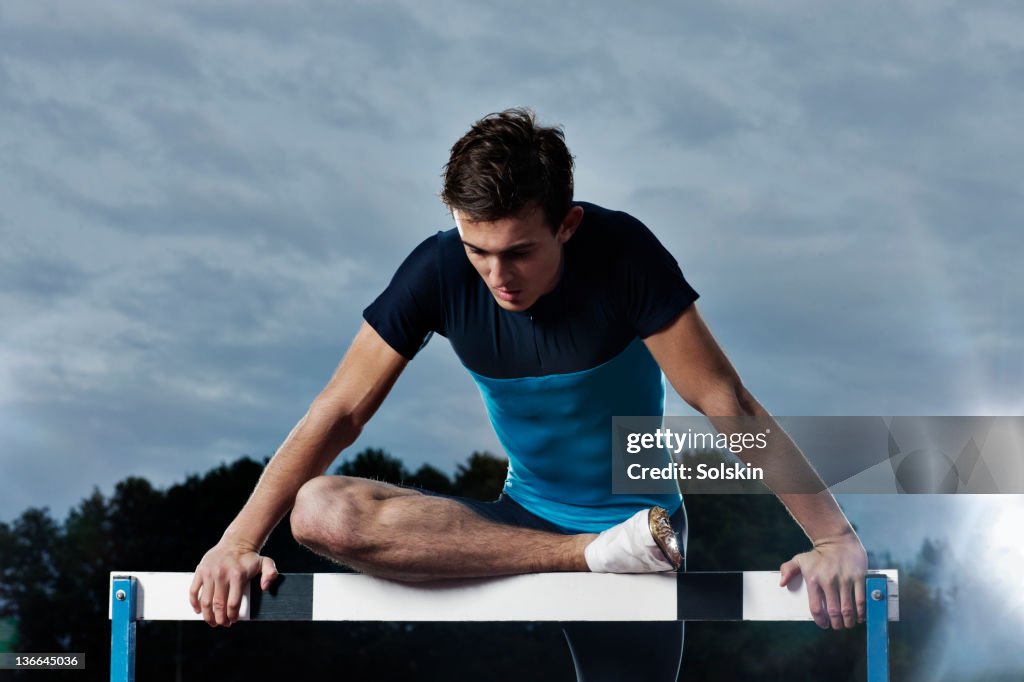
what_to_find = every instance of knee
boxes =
[290,476,371,555]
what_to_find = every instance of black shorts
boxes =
[435,491,689,682]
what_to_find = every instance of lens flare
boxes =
[982,498,1024,611]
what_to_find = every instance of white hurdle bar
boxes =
[110,570,898,681]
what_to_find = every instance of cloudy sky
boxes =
[1,1,1022,674]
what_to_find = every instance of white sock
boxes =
[584,509,675,573]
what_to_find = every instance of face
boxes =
[454,203,584,312]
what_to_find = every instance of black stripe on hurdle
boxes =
[676,572,743,621]
[249,574,314,621]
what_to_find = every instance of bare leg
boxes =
[290,475,595,581]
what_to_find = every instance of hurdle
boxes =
[109,570,898,681]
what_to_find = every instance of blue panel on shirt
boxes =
[468,336,681,532]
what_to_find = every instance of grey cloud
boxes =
[0,9,200,81]
[796,59,988,146]
[12,158,335,259]
[646,87,749,146]
[1,90,120,160]
[132,102,282,179]
[0,248,91,302]
[172,2,448,139]
[100,254,295,339]
[917,174,1024,245]
[176,0,443,61]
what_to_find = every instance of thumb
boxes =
[779,558,800,586]
[259,556,279,590]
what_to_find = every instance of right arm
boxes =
[188,321,408,626]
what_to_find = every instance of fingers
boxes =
[813,573,863,630]
[213,569,249,626]
[188,572,203,613]
[226,576,243,625]
[194,552,278,626]
[805,576,829,629]
[190,550,279,628]
[821,576,846,630]
[783,554,830,628]
[199,578,217,627]
[778,559,799,586]
[786,536,868,630]
[854,574,867,624]
[260,556,279,590]
[192,575,219,627]
[839,577,858,629]
[192,571,238,627]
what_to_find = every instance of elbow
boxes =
[693,381,760,417]
[305,401,363,449]
[736,384,761,415]
[332,411,364,448]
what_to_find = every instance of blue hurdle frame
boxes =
[109,573,892,682]
[865,573,890,682]
[110,576,137,682]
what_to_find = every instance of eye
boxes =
[466,246,483,256]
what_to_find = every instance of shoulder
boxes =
[576,201,656,236]
[572,201,669,259]
[389,227,471,282]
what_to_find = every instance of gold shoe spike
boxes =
[648,506,683,571]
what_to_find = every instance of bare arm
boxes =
[643,303,868,630]
[189,321,408,625]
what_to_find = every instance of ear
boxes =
[556,206,584,244]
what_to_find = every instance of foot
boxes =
[584,507,683,573]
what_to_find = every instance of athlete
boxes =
[190,108,868,680]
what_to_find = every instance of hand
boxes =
[189,541,279,627]
[779,530,868,630]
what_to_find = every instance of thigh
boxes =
[417,490,568,534]
[292,475,423,525]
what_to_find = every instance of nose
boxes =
[488,257,515,288]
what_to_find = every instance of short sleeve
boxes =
[616,212,700,337]
[362,234,443,360]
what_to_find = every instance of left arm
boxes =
[643,303,868,630]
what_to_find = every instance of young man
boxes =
[190,108,868,680]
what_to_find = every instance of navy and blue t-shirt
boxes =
[362,201,699,532]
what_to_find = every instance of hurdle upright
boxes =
[110,570,898,681]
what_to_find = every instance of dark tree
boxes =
[333,447,409,484]
[0,508,62,653]
[453,451,507,500]
[406,463,455,494]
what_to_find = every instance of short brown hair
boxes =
[440,107,575,232]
